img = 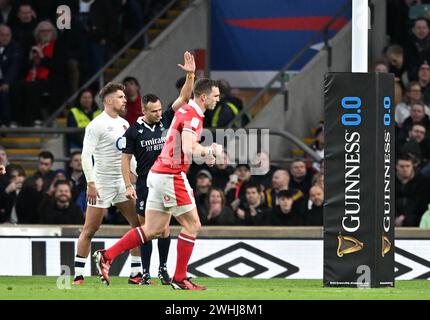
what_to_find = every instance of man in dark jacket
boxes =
[395,155,429,226]
[0,24,22,126]
[235,183,270,225]
[38,179,84,224]
[269,189,307,226]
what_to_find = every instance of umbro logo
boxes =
[188,242,299,278]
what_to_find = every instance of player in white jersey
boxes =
[73,82,142,285]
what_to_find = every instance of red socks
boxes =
[173,233,196,281]
[105,227,147,261]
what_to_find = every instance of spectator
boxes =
[250,151,279,190]
[306,185,324,226]
[208,150,234,190]
[399,103,430,141]
[67,88,101,151]
[204,187,236,225]
[225,164,253,210]
[78,0,118,77]
[0,0,19,25]
[38,179,84,224]
[9,165,43,224]
[56,12,86,96]
[386,44,409,88]
[405,18,430,80]
[67,150,86,202]
[0,24,22,127]
[122,76,142,124]
[269,189,305,226]
[418,62,430,105]
[395,155,429,226]
[235,183,270,225]
[264,169,290,209]
[14,20,66,125]
[205,79,249,128]
[0,164,25,223]
[372,59,389,73]
[194,169,212,224]
[27,150,56,192]
[398,123,430,168]
[0,145,10,193]
[44,169,69,199]
[311,172,324,190]
[10,3,37,57]
[289,158,314,196]
[386,0,414,47]
[395,81,430,127]
[119,0,144,45]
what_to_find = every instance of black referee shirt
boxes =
[122,107,175,179]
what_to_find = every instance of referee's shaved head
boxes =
[142,93,160,109]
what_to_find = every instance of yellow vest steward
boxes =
[70,107,102,128]
[211,102,240,127]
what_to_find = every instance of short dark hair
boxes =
[122,76,140,87]
[142,93,160,109]
[38,150,54,162]
[193,78,218,98]
[397,154,413,164]
[99,82,125,102]
[54,179,71,189]
[291,158,306,166]
[7,164,26,178]
[414,18,430,28]
[411,123,426,131]
[278,189,295,199]
[386,44,403,57]
[70,150,82,158]
[245,182,261,193]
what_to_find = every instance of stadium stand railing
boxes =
[43,0,192,127]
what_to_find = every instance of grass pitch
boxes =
[0,277,429,300]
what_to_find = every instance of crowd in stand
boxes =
[4,1,430,228]
[0,142,326,226]
[383,1,430,227]
[0,0,168,127]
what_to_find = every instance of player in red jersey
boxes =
[94,79,222,289]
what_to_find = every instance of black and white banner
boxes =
[0,238,429,280]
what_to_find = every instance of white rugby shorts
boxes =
[88,179,128,208]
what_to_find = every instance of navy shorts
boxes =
[136,181,149,215]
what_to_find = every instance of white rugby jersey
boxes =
[82,111,129,182]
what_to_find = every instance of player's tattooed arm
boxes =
[172,51,195,111]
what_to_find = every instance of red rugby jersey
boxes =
[151,100,204,174]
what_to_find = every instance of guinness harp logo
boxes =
[382,235,391,257]
[337,234,364,257]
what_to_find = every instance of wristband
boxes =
[126,184,133,189]
[187,73,195,79]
